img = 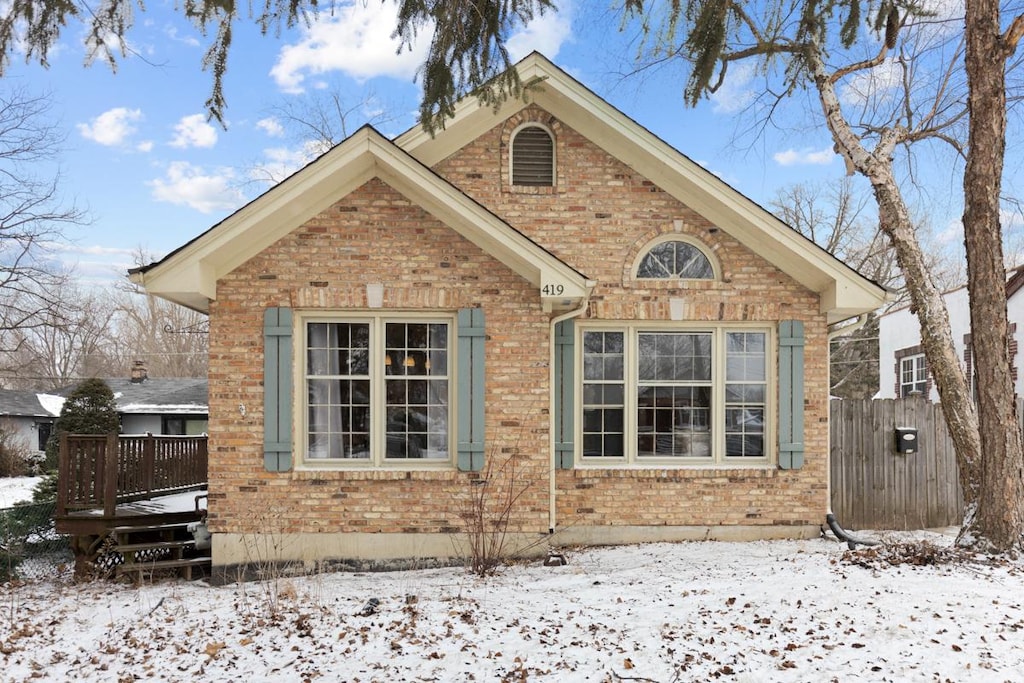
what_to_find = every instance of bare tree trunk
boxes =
[961,0,1024,550]
[868,168,981,507]
[809,54,982,506]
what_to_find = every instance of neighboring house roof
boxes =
[52,378,209,415]
[104,378,208,415]
[879,263,1024,318]
[130,52,887,323]
[0,390,61,419]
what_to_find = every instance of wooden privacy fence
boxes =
[56,433,208,518]
[829,398,1024,530]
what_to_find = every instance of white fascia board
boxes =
[528,72,886,317]
[138,127,588,313]
[399,54,886,318]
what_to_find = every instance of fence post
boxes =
[102,432,119,517]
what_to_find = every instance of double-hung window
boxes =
[303,316,452,465]
[899,353,928,397]
[581,325,770,464]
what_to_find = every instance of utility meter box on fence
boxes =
[895,427,918,454]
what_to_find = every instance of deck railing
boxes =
[56,433,208,517]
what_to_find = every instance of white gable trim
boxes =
[130,127,592,313]
[396,53,888,323]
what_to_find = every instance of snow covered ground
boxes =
[0,476,41,508]
[3,530,1024,682]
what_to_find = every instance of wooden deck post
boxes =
[56,432,69,517]
[102,432,119,517]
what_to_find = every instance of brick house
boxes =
[130,53,887,572]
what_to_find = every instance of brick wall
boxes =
[205,105,828,546]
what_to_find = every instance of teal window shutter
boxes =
[778,320,805,470]
[457,308,486,471]
[264,307,293,472]
[554,319,575,469]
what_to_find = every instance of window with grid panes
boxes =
[580,326,769,464]
[303,316,451,465]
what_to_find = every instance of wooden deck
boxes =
[53,433,209,573]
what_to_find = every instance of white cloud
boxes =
[148,161,246,213]
[709,63,756,114]
[257,117,285,138]
[505,5,573,61]
[165,25,201,47]
[76,108,143,146]
[136,140,154,153]
[840,59,904,107]
[271,1,429,93]
[250,142,325,186]
[169,114,218,149]
[773,147,836,167]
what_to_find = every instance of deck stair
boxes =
[108,521,211,581]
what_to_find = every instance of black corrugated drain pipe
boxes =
[825,513,881,550]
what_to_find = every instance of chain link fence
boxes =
[1,500,73,580]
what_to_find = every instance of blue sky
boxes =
[5,0,989,286]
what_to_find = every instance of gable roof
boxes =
[0,390,60,419]
[398,52,888,324]
[130,126,593,313]
[132,53,887,323]
[103,378,208,415]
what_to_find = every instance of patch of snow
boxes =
[118,403,208,414]
[3,533,1024,681]
[35,393,64,417]
[0,475,43,507]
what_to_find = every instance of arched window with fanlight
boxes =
[511,125,555,187]
[635,239,716,280]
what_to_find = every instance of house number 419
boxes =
[541,283,565,296]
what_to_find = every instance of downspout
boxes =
[824,313,878,548]
[548,289,593,534]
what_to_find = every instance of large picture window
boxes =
[581,325,769,464]
[303,316,452,465]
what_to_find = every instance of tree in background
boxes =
[32,377,120,501]
[770,177,959,398]
[0,85,87,358]
[246,86,399,187]
[1,285,115,390]
[42,378,119,472]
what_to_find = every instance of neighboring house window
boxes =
[163,417,209,435]
[636,239,715,279]
[899,353,928,396]
[581,325,768,463]
[302,316,451,465]
[511,125,554,186]
[36,421,52,451]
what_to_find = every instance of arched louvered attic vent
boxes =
[511,126,554,186]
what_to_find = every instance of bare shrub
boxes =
[0,425,32,478]
[457,452,535,576]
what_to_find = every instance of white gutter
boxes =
[548,289,593,533]
[827,313,869,342]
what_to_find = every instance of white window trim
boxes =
[293,311,456,470]
[576,322,775,467]
[509,122,556,188]
[632,234,721,281]
[899,353,928,397]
